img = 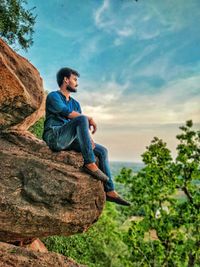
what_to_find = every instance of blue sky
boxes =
[20,0,200,162]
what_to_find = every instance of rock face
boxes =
[0,38,105,247]
[0,131,105,243]
[0,242,86,267]
[0,38,45,131]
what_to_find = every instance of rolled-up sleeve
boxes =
[46,93,73,116]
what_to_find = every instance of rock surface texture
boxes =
[0,38,105,265]
[0,131,105,243]
[0,242,86,267]
[0,38,45,131]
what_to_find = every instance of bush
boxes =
[43,203,132,267]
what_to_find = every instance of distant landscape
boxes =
[110,161,144,177]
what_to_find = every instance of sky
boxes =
[19,0,200,162]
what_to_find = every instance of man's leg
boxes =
[93,144,115,192]
[69,139,130,206]
[87,143,130,205]
[55,115,95,164]
[68,140,114,191]
[51,115,109,182]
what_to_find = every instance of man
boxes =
[42,67,130,206]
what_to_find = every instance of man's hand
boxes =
[89,117,97,134]
[68,112,97,134]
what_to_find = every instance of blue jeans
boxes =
[43,115,114,192]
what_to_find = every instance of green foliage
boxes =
[116,120,200,266]
[43,203,132,267]
[29,117,44,139]
[31,118,199,266]
[0,0,36,50]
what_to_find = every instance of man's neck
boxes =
[59,86,70,101]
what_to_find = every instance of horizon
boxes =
[19,0,200,162]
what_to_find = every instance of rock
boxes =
[25,238,48,253]
[0,242,86,267]
[0,38,45,131]
[0,38,105,245]
[12,238,48,253]
[0,131,105,243]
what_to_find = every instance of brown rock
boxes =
[0,242,86,267]
[26,238,48,253]
[0,38,45,131]
[0,131,105,243]
[12,238,49,253]
[0,38,105,246]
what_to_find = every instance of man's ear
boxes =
[64,77,69,84]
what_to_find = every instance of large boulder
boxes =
[0,131,105,243]
[0,38,105,245]
[0,38,45,131]
[0,242,86,267]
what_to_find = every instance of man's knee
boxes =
[98,145,108,158]
[77,115,88,125]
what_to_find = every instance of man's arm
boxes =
[68,111,97,134]
[47,93,97,134]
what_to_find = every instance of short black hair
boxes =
[56,67,80,87]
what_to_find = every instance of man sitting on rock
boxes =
[42,67,130,206]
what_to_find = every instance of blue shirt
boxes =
[43,90,82,133]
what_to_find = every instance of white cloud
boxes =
[94,0,112,29]
[79,36,101,61]
[135,55,170,80]
[79,78,128,103]
[93,0,135,39]
[76,78,129,122]
[119,75,200,125]
[129,44,157,67]
[131,40,196,82]
[93,0,200,45]
[90,74,200,161]
[149,1,199,33]
[79,74,200,128]
[83,105,114,122]
[113,38,123,46]
[116,27,134,37]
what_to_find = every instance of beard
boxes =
[67,85,77,93]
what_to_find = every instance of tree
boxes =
[116,120,200,266]
[0,0,36,50]
[43,203,132,267]
[30,117,199,266]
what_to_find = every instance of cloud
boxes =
[116,27,134,37]
[76,77,129,122]
[79,74,200,128]
[94,0,111,28]
[129,44,157,67]
[90,73,200,161]
[45,25,74,38]
[93,0,135,39]
[149,0,200,32]
[119,75,200,125]
[79,36,101,61]
[93,0,200,45]
[129,39,198,84]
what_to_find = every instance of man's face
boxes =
[65,74,78,93]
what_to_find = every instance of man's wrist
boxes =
[88,116,93,122]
